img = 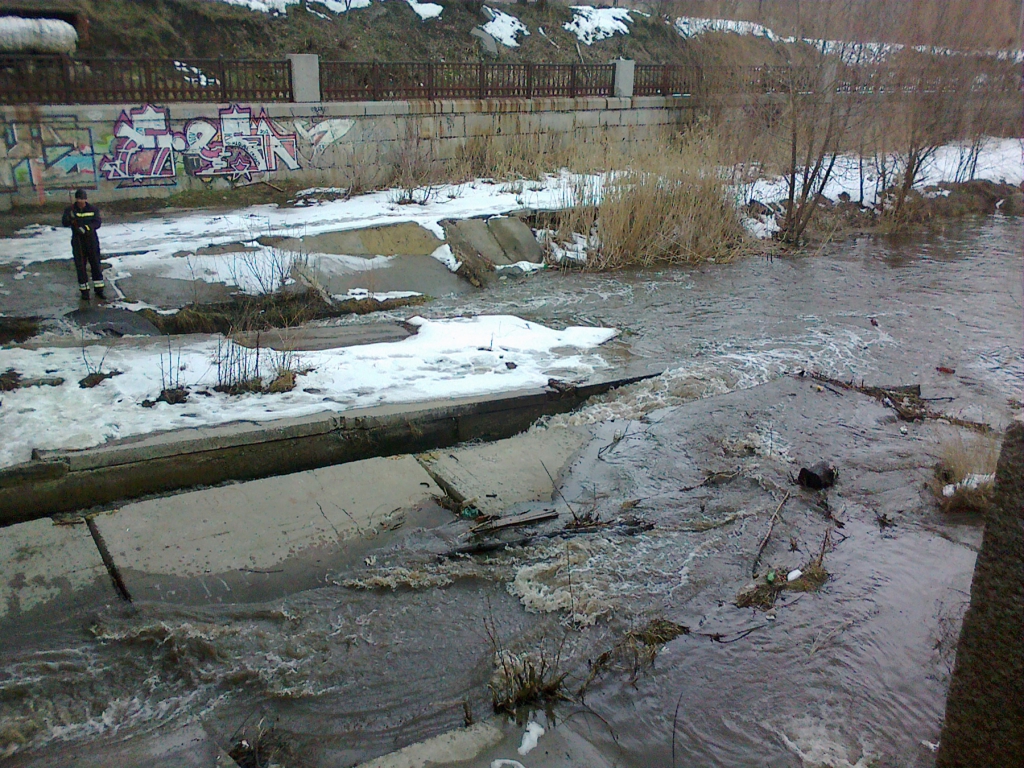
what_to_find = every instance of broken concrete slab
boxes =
[94,456,440,590]
[419,426,587,516]
[487,215,544,264]
[443,218,513,266]
[232,323,414,351]
[0,517,108,622]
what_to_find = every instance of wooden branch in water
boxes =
[751,492,790,578]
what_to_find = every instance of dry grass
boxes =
[933,429,1000,515]
[556,125,747,269]
[580,617,689,693]
[738,530,833,611]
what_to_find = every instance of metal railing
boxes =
[634,64,703,96]
[0,56,292,104]
[320,61,615,101]
[0,55,1017,105]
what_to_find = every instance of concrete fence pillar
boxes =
[287,54,321,103]
[613,58,635,99]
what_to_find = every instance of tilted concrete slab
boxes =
[0,517,108,621]
[442,218,513,266]
[94,455,441,582]
[487,215,544,264]
[419,426,587,516]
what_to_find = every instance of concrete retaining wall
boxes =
[0,96,696,209]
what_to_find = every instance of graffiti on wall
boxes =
[99,104,183,187]
[99,104,302,187]
[0,118,97,194]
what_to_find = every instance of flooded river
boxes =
[2,216,1021,767]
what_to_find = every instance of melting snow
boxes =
[0,315,617,468]
[564,6,632,46]
[483,8,529,48]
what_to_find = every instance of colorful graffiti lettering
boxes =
[99,104,302,187]
[99,104,184,188]
[182,105,300,181]
[0,118,97,195]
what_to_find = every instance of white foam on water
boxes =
[774,718,877,768]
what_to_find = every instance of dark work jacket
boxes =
[62,203,103,259]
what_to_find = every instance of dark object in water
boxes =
[937,366,956,374]
[798,462,837,490]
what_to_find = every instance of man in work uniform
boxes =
[62,189,105,301]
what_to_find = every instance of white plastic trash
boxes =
[518,721,545,755]
[787,569,803,582]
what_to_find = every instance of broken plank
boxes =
[469,508,558,534]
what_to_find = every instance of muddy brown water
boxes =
[1,217,1020,767]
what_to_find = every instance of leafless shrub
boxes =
[214,335,303,395]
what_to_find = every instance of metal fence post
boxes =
[219,57,228,101]
[526,62,533,99]
[478,61,485,100]
[570,64,577,98]
[427,62,434,100]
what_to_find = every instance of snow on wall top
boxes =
[483,7,529,48]
[0,17,77,54]
[564,6,632,46]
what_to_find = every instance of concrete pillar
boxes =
[936,422,1024,767]
[613,58,635,99]
[287,53,321,103]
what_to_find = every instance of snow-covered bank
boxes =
[0,174,585,294]
[738,137,1023,236]
[0,315,617,468]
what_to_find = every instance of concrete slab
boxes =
[442,218,513,266]
[315,253,474,298]
[95,456,441,581]
[65,306,162,337]
[487,215,544,264]
[232,323,414,351]
[261,223,442,258]
[418,426,587,516]
[117,275,236,309]
[0,259,83,318]
[0,517,107,621]
[355,723,503,768]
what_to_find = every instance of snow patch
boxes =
[405,0,443,20]
[0,315,617,468]
[564,6,632,45]
[482,8,529,48]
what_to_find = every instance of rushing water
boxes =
[1,216,1021,767]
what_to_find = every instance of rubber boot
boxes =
[94,286,105,300]
[80,289,90,302]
